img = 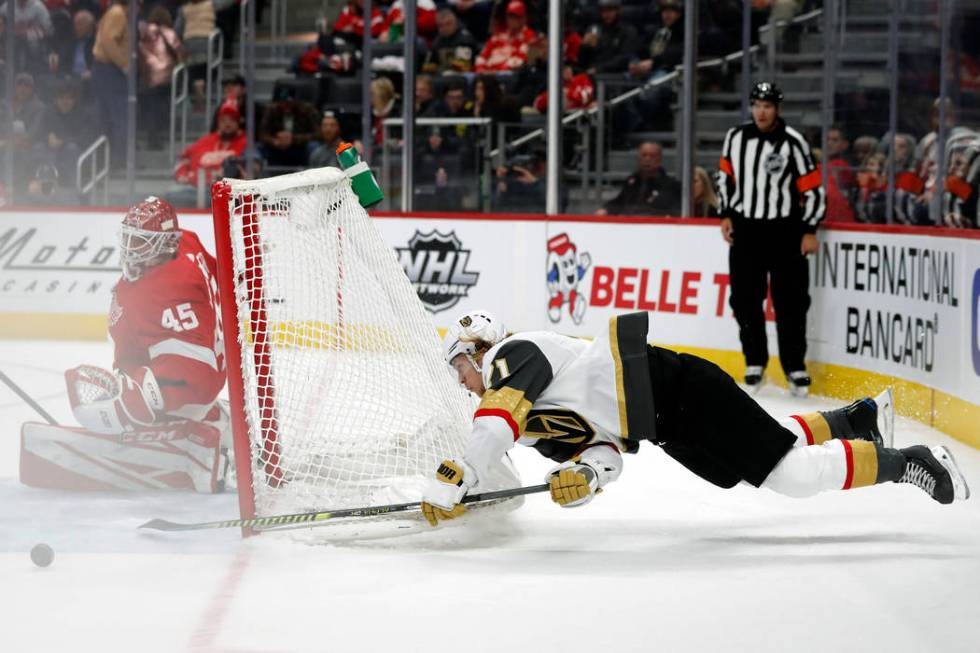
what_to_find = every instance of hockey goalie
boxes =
[20,197,233,493]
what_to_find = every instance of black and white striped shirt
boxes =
[717,118,826,231]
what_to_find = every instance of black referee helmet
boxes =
[750,81,784,105]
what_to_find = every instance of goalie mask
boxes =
[442,310,506,372]
[119,196,182,281]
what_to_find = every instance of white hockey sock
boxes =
[762,438,881,498]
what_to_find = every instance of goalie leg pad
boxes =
[20,421,224,493]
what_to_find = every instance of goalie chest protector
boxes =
[478,312,656,461]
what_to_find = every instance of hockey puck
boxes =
[30,543,54,568]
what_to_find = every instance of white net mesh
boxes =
[220,168,477,517]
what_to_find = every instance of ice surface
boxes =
[2,340,979,653]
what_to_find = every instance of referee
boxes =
[717,82,825,397]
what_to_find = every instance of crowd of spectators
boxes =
[0,0,976,227]
[819,98,980,229]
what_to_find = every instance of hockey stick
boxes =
[0,369,59,426]
[139,483,551,532]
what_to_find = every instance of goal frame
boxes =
[212,180,280,536]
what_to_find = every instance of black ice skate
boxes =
[832,388,894,447]
[898,445,971,504]
[744,366,765,394]
[787,371,811,398]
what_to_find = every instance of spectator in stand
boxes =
[426,77,473,142]
[851,135,879,171]
[700,0,741,57]
[512,33,546,112]
[258,90,321,168]
[941,133,980,229]
[415,126,463,211]
[562,3,582,64]
[308,110,361,168]
[0,0,53,72]
[369,76,400,146]
[879,132,917,172]
[51,7,95,79]
[91,0,130,166]
[416,74,437,115]
[379,0,437,43]
[474,74,520,123]
[169,100,246,204]
[854,152,887,224]
[474,0,536,73]
[333,0,384,48]
[447,0,493,43]
[691,166,720,218]
[421,8,478,74]
[823,125,856,222]
[597,141,681,216]
[209,73,252,131]
[760,0,804,54]
[623,0,684,132]
[3,72,45,151]
[29,78,92,189]
[912,98,971,225]
[0,73,45,188]
[494,148,557,212]
[577,0,638,77]
[139,7,184,149]
[175,0,215,110]
[532,64,594,114]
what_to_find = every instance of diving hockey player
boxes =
[421,310,969,525]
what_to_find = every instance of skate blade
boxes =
[745,379,765,395]
[932,445,971,501]
[788,384,809,398]
[872,387,895,448]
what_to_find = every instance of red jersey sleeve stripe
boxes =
[474,408,521,441]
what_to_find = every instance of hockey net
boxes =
[212,168,484,530]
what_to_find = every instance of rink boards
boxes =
[0,207,977,447]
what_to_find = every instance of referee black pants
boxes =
[727,219,810,374]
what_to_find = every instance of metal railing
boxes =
[169,63,189,164]
[77,135,110,204]
[585,7,826,200]
[205,29,225,129]
[239,0,250,74]
[269,0,288,62]
[381,116,494,212]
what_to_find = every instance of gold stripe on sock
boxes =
[849,440,879,488]
[799,413,833,444]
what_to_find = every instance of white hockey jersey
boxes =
[461,313,656,483]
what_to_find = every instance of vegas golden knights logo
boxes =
[523,410,595,444]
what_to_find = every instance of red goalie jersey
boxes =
[110,229,226,421]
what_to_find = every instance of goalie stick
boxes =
[0,369,59,426]
[140,483,551,532]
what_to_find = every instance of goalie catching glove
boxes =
[66,365,165,433]
[421,459,476,527]
[546,444,624,508]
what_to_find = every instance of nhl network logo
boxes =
[397,230,479,313]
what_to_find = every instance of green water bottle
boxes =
[336,142,384,208]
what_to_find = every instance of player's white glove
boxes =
[547,460,601,508]
[66,365,164,433]
[421,459,476,527]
